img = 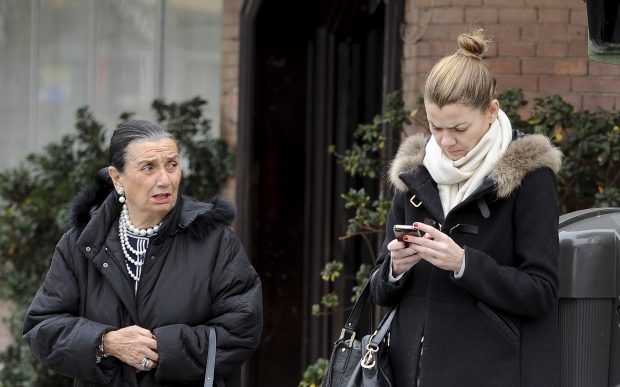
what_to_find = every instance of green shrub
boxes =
[0,97,233,386]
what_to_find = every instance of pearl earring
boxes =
[117,187,126,203]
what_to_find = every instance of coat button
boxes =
[103,263,108,268]
[85,247,91,252]
[150,256,155,261]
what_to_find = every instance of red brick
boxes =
[522,59,555,75]
[561,94,583,110]
[223,12,239,26]
[417,58,439,73]
[222,0,243,12]
[403,58,417,74]
[417,0,451,6]
[484,0,524,6]
[495,75,538,91]
[522,25,569,41]
[404,43,417,58]
[465,8,499,24]
[422,24,474,40]
[486,25,522,40]
[415,77,427,92]
[487,58,521,74]
[222,40,239,54]
[538,9,569,24]
[554,60,588,75]
[522,59,586,76]
[589,62,620,76]
[582,95,615,111]
[432,8,465,24]
[537,42,568,57]
[450,0,482,5]
[499,9,537,24]
[499,42,537,57]
[568,25,587,41]
[525,0,582,7]
[223,25,239,39]
[572,76,620,93]
[484,42,499,58]
[405,8,419,24]
[434,40,460,56]
[570,9,587,26]
[568,41,588,58]
[539,76,571,93]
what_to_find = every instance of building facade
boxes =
[1,0,619,386]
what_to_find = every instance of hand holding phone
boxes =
[393,224,422,242]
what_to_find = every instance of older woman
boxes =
[370,30,562,386]
[23,120,262,386]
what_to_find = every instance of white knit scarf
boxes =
[423,109,513,216]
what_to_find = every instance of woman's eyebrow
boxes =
[429,120,468,128]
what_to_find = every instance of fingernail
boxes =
[403,236,409,241]
[413,223,419,228]
[152,335,157,340]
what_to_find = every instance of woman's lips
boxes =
[150,193,172,204]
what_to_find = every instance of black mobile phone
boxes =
[393,224,422,241]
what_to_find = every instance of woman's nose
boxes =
[156,168,172,186]
[441,134,456,147]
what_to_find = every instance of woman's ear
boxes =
[488,99,500,123]
[108,166,122,189]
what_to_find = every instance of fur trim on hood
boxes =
[389,133,563,198]
[68,178,235,239]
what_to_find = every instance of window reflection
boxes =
[0,0,223,170]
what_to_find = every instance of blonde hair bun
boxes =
[457,29,489,58]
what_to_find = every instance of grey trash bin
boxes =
[559,208,620,387]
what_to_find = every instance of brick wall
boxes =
[402,0,620,117]
[219,0,243,202]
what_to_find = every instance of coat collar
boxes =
[71,191,235,254]
[389,132,563,198]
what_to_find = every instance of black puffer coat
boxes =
[371,132,562,387]
[23,191,262,387]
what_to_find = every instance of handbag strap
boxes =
[340,281,371,340]
[368,307,396,346]
[204,326,217,387]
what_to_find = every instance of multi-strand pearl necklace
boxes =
[118,204,161,282]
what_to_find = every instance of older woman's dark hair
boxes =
[109,119,175,172]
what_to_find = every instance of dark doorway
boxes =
[237,0,402,385]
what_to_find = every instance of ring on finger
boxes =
[140,357,150,369]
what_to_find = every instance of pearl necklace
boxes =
[118,204,161,281]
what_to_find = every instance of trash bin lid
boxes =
[558,208,620,298]
[559,207,620,231]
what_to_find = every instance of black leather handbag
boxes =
[321,283,395,387]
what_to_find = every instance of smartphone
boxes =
[393,224,422,241]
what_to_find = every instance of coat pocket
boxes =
[475,300,520,342]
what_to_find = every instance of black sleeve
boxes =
[153,228,262,382]
[369,190,414,306]
[22,231,117,383]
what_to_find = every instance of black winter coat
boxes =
[370,133,562,387]
[23,192,262,387]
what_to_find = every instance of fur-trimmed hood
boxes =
[389,133,562,198]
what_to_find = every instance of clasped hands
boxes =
[103,325,159,372]
[389,222,464,277]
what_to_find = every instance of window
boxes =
[0,0,222,170]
